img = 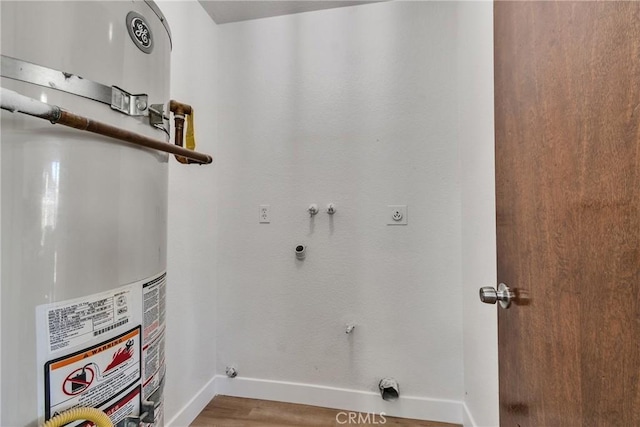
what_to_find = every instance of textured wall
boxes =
[216,0,464,407]
[158,0,219,422]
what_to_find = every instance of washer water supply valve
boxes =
[326,203,336,215]
[308,204,319,216]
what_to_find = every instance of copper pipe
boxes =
[58,110,212,164]
[172,114,188,164]
[0,87,212,164]
[169,100,194,164]
[169,100,192,115]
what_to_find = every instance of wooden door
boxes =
[494,2,640,425]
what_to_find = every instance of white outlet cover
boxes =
[388,205,407,225]
[259,205,270,223]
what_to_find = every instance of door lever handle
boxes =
[479,283,514,309]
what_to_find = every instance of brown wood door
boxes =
[494,2,640,426]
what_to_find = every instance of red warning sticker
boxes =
[44,327,141,421]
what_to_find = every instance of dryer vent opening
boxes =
[378,378,400,401]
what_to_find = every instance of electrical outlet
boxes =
[387,205,407,225]
[259,205,270,223]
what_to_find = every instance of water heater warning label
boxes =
[44,327,141,421]
[36,272,166,425]
[43,285,136,353]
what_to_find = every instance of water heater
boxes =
[1,1,175,425]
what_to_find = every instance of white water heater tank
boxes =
[1,1,171,425]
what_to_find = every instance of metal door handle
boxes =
[479,283,514,308]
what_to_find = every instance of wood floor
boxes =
[190,395,461,427]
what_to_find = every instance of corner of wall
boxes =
[156,0,220,424]
[463,402,478,427]
[457,2,499,427]
[165,376,218,427]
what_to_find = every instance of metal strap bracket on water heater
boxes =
[111,86,149,117]
[148,103,167,129]
[1,55,151,118]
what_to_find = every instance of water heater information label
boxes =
[43,285,136,353]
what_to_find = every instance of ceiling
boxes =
[198,1,383,24]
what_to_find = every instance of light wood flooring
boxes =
[190,395,462,427]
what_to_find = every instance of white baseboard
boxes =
[166,375,218,427]
[215,376,463,425]
[462,402,477,427]
[165,375,464,426]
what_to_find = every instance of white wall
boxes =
[158,2,497,425]
[157,1,219,424]
[458,2,499,427]
[216,1,464,423]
